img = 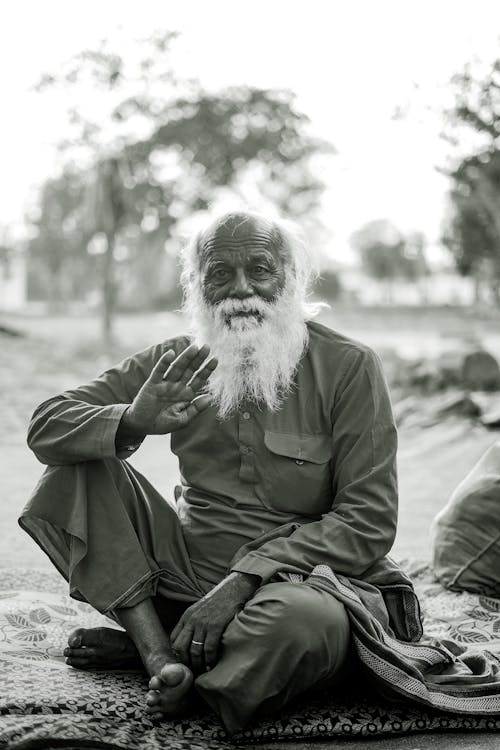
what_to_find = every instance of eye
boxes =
[252,265,269,276]
[213,268,230,280]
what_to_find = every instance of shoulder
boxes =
[305,319,388,393]
[306,319,377,365]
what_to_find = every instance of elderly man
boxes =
[20,211,398,734]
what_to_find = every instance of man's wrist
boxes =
[115,407,147,447]
[230,570,261,594]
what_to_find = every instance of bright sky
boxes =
[2,0,500,263]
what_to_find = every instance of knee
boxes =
[251,582,349,647]
[40,457,122,483]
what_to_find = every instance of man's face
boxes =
[199,219,287,318]
[187,214,308,418]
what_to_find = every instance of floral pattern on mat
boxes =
[409,562,500,650]
[0,567,500,749]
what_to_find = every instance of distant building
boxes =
[0,246,27,311]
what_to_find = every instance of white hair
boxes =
[179,211,325,419]
[179,211,325,319]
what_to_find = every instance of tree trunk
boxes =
[102,233,115,348]
[47,266,66,313]
[418,276,429,306]
[473,275,482,305]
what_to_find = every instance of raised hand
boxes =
[123,343,217,436]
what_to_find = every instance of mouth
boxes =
[224,310,264,326]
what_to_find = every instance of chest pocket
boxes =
[263,431,332,515]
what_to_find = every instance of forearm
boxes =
[228,570,262,593]
[231,500,397,584]
[28,396,130,465]
[213,570,262,601]
[27,342,175,465]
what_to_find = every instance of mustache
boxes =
[213,296,275,320]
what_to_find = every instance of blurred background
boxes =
[3,0,500,567]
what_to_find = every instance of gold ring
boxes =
[191,640,204,646]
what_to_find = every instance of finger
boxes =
[170,614,186,643]
[188,357,218,392]
[190,630,206,674]
[171,625,194,665]
[149,350,177,384]
[204,630,221,670]
[164,344,211,384]
[178,395,212,424]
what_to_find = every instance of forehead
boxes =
[199,218,283,263]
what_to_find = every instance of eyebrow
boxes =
[204,251,276,268]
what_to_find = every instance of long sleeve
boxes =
[230,348,398,582]
[27,337,189,465]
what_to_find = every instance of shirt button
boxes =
[242,412,251,420]
[295,459,304,465]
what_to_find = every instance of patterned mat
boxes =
[1,565,500,749]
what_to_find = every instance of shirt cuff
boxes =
[98,403,144,459]
[230,554,282,585]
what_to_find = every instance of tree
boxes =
[350,219,427,302]
[442,153,500,302]
[32,32,333,344]
[26,170,91,307]
[443,55,500,302]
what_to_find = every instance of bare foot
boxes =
[145,661,194,720]
[66,627,194,719]
[64,627,141,669]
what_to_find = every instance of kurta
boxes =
[25,320,398,592]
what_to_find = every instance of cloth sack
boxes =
[432,441,500,596]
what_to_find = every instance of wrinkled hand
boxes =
[123,343,217,436]
[170,572,260,674]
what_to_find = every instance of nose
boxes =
[230,268,253,299]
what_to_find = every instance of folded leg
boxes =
[195,580,351,734]
[19,457,205,613]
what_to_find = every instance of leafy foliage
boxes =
[29,32,334,340]
[443,56,500,302]
[350,220,428,293]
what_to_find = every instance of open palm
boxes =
[126,343,217,435]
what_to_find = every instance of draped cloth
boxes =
[301,561,500,715]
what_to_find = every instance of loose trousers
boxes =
[19,458,351,734]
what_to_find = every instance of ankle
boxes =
[142,647,181,677]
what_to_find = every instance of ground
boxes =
[1,305,500,749]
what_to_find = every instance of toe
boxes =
[145,663,193,717]
[67,627,87,648]
[64,647,95,659]
[159,663,188,687]
[66,657,89,669]
[149,675,163,690]
[146,690,160,707]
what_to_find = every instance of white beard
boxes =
[184,281,309,419]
